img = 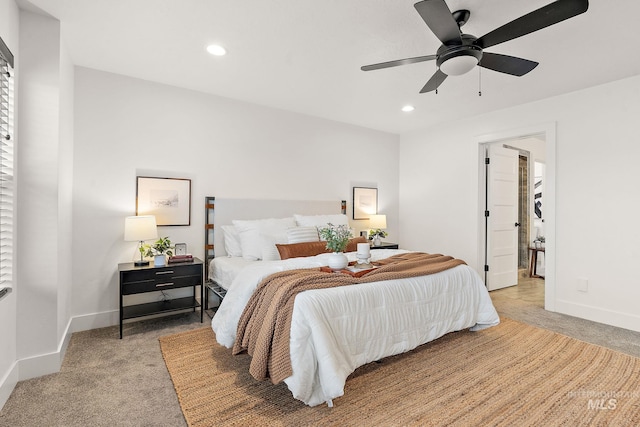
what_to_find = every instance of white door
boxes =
[486,144,519,291]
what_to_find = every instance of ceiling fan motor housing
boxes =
[436,34,483,76]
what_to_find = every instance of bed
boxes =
[206,198,500,407]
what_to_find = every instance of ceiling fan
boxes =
[361,0,589,93]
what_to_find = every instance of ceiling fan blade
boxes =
[479,53,539,76]
[414,0,462,45]
[476,0,589,49]
[420,69,447,93]
[361,55,437,71]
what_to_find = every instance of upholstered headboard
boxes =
[204,197,347,274]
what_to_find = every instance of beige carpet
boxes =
[159,318,640,427]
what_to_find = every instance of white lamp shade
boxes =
[440,55,478,76]
[369,214,387,230]
[124,215,158,242]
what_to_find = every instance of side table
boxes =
[118,258,204,338]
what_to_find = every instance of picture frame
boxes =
[353,187,378,220]
[136,177,191,226]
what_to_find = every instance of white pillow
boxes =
[294,214,349,228]
[260,232,288,261]
[286,226,320,244]
[220,225,242,257]
[232,217,296,261]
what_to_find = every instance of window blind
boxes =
[0,37,14,294]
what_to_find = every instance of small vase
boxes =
[328,252,348,271]
[154,254,166,266]
[373,236,382,246]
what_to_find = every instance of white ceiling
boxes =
[23,0,640,134]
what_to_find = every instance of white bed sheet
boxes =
[211,250,500,407]
[208,256,256,290]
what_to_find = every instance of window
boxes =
[0,36,14,294]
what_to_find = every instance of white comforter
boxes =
[211,250,500,407]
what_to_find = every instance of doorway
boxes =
[477,124,555,311]
[517,155,529,272]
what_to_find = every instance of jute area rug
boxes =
[159,318,640,427]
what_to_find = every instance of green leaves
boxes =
[369,229,388,239]
[141,236,174,257]
[318,223,352,253]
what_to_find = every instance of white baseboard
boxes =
[556,299,640,333]
[17,316,74,381]
[18,350,63,381]
[2,308,195,410]
[1,313,86,411]
[0,361,18,410]
[70,309,119,333]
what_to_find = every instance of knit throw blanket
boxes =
[232,252,466,384]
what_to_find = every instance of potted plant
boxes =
[318,223,352,270]
[368,228,388,246]
[538,236,545,249]
[142,237,174,266]
[533,236,545,249]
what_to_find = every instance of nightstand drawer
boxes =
[120,264,201,283]
[121,274,200,294]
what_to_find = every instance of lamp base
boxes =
[134,260,150,266]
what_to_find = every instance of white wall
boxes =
[57,25,74,351]
[400,75,640,332]
[0,0,20,411]
[71,67,400,329]
[14,8,74,382]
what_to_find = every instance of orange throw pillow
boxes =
[277,236,367,260]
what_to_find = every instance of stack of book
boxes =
[168,254,193,264]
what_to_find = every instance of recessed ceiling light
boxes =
[206,44,227,56]
[401,105,415,112]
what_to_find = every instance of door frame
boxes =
[476,122,557,311]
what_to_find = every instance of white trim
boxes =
[2,310,116,404]
[69,307,198,335]
[476,122,556,311]
[0,361,18,410]
[556,300,640,333]
[69,309,119,334]
[18,350,63,381]
[17,316,74,381]
[1,314,74,409]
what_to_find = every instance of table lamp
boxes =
[124,215,158,266]
[369,214,387,246]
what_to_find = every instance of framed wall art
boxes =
[136,177,191,226]
[352,187,377,220]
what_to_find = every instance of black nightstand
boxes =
[371,242,399,250]
[118,258,204,338]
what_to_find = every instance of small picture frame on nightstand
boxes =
[175,243,187,255]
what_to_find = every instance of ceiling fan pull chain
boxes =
[478,67,482,97]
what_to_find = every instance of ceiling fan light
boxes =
[440,55,478,76]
